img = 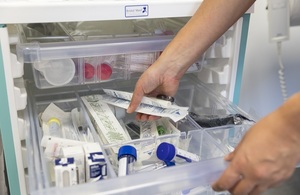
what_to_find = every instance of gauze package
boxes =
[41,136,86,158]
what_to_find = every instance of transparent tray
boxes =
[25,76,255,195]
[16,18,205,89]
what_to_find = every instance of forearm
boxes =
[157,0,255,79]
[276,92,300,140]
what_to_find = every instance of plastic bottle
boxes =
[156,142,200,163]
[117,145,137,177]
[46,117,62,138]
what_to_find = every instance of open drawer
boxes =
[25,75,255,195]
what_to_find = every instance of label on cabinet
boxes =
[125,5,149,18]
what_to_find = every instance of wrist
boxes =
[278,92,300,132]
[155,49,194,80]
[274,93,300,162]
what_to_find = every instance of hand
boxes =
[127,60,180,121]
[212,107,300,195]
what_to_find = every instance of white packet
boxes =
[81,96,131,152]
[98,93,188,122]
[103,89,187,109]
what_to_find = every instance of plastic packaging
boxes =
[117,145,137,177]
[189,112,254,128]
[98,89,189,122]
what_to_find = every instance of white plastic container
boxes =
[33,59,75,87]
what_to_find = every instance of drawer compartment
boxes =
[25,76,255,194]
[16,18,205,89]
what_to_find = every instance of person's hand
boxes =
[212,104,300,195]
[127,59,181,121]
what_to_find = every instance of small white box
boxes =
[61,146,85,184]
[54,157,77,187]
[82,143,107,182]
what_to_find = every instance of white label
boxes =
[125,5,149,18]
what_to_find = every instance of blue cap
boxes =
[156,142,176,162]
[118,145,137,160]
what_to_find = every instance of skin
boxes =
[127,0,255,118]
[127,0,300,194]
[212,92,300,195]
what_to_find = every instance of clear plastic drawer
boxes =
[25,76,255,195]
[16,18,205,89]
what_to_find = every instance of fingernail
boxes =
[212,184,222,192]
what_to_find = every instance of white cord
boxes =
[276,41,288,101]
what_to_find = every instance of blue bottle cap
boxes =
[118,145,137,160]
[156,142,176,162]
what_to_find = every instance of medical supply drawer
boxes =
[25,75,255,195]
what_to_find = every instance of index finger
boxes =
[127,83,145,113]
[212,163,242,192]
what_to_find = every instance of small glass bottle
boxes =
[156,142,200,163]
[117,145,137,177]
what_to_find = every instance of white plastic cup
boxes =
[34,59,75,86]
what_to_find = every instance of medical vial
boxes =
[47,117,62,137]
[117,145,137,177]
[156,142,200,163]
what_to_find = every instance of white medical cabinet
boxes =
[0,1,254,194]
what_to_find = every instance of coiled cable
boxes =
[276,41,288,101]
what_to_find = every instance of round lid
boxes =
[97,63,112,80]
[156,142,176,162]
[42,59,75,86]
[118,145,137,160]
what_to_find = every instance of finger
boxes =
[229,179,256,195]
[249,184,269,195]
[148,115,161,121]
[127,83,145,113]
[224,151,235,161]
[135,113,143,121]
[268,180,283,188]
[140,114,151,121]
[225,138,245,161]
[212,164,242,192]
